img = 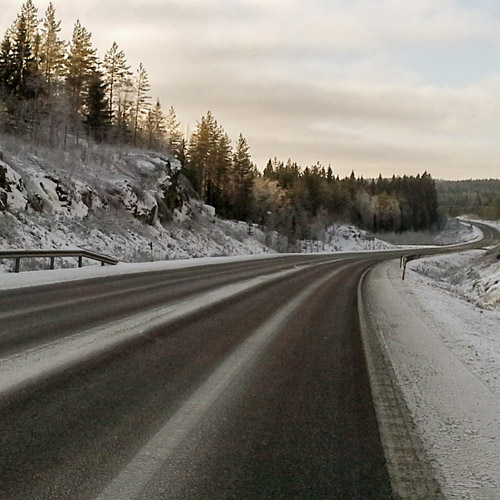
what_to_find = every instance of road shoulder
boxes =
[362,260,500,500]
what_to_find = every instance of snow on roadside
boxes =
[368,260,500,499]
[410,247,500,310]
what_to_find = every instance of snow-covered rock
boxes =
[0,140,274,272]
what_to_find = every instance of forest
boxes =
[0,1,444,242]
[436,180,500,220]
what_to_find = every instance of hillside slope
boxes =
[0,137,271,270]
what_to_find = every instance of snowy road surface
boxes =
[0,223,497,500]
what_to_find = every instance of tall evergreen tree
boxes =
[132,62,150,146]
[187,111,215,197]
[10,14,37,98]
[145,98,165,149]
[209,125,232,214]
[40,2,65,94]
[232,133,255,220]
[165,105,183,157]
[103,42,131,123]
[66,20,97,116]
[0,34,14,93]
[19,0,39,47]
[84,69,110,142]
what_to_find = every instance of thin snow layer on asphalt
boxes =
[0,253,287,291]
[0,266,303,399]
[369,259,500,499]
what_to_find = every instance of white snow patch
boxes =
[368,255,500,499]
[409,248,500,310]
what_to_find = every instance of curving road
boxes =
[0,223,498,500]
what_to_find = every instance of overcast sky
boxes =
[2,0,500,179]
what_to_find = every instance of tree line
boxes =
[0,1,442,241]
[436,179,500,220]
[0,1,183,149]
[253,159,441,240]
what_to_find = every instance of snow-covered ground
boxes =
[1,136,400,273]
[367,229,500,499]
[1,135,483,276]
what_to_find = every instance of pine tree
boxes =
[132,62,150,146]
[210,125,232,214]
[40,2,65,94]
[0,34,14,93]
[19,0,39,47]
[145,98,165,149]
[165,105,183,157]
[103,42,131,123]
[10,14,36,98]
[232,133,255,220]
[187,111,213,196]
[66,20,97,116]
[263,159,274,179]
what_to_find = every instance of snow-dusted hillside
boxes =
[0,135,493,277]
[0,137,276,272]
[0,136,401,274]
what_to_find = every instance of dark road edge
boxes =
[358,266,445,500]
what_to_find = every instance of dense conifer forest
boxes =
[1,1,449,242]
[436,180,500,220]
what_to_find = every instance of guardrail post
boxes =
[78,256,83,268]
[101,261,105,266]
[402,258,407,281]
[50,257,55,270]
[15,257,21,273]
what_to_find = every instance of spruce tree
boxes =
[84,69,110,142]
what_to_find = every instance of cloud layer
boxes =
[2,0,500,179]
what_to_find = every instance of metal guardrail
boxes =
[0,249,119,273]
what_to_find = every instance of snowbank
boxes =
[409,248,500,310]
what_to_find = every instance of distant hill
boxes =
[436,179,500,219]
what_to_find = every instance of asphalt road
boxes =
[0,223,498,500]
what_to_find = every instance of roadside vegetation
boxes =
[2,1,495,251]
